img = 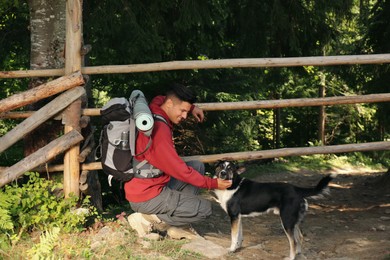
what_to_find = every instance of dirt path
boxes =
[192,169,390,259]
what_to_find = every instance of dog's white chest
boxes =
[213,189,237,213]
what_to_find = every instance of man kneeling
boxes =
[125,84,231,238]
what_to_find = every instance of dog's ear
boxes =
[214,160,223,167]
[237,166,246,175]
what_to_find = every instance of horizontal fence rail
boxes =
[1,53,390,78]
[2,93,390,119]
[1,140,387,174]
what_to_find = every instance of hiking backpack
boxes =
[97,90,167,185]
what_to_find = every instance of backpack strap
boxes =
[131,114,168,157]
[94,129,103,161]
[132,114,169,179]
[153,114,168,125]
[133,159,163,178]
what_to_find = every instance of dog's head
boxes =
[214,161,246,181]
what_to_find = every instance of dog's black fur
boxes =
[213,161,335,260]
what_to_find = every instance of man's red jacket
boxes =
[124,95,218,203]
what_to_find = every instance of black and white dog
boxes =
[213,161,335,260]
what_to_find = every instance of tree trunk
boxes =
[273,92,281,149]
[318,73,326,145]
[25,0,66,157]
[275,108,281,148]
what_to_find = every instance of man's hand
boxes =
[216,178,232,190]
[191,106,204,122]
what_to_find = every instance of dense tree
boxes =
[364,0,390,141]
[0,1,30,163]
[0,0,388,167]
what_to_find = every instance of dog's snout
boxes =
[219,169,228,179]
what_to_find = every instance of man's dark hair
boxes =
[166,83,197,104]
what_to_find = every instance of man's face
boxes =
[166,98,192,125]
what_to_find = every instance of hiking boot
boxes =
[128,213,169,237]
[142,213,162,224]
[153,221,171,232]
[167,225,201,240]
[140,214,172,232]
[128,213,153,237]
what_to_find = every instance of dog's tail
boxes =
[295,174,336,199]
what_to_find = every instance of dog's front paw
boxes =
[283,254,306,260]
[228,248,237,254]
[227,249,235,255]
[293,253,307,260]
[229,245,240,253]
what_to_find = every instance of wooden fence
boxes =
[0,0,389,195]
[1,62,390,189]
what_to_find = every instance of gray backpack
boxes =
[97,90,167,185]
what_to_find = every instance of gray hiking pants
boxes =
[129,160,212,226]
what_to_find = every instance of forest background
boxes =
[0,0,390,258]
[1,0,389,167]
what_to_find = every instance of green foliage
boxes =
[0,172,97,250]
[0,193,14,231]
[78,0,389,159]
[1,0,389,168]
[0,1,30,99]
[27,226,60,260]
[0,192,14,251]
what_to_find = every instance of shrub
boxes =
[0,172,97,249]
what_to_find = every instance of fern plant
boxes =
[0,192,14,251]
[0,192,14,231]
[27,226,61,260]
[0,172,97,250]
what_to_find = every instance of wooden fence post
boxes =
[63,0,83,198]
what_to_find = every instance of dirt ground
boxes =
[191,168,390,260]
